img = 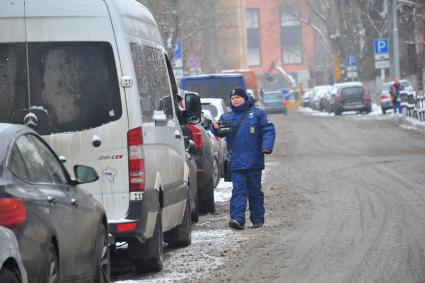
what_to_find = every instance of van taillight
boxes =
[187,124,204,149]
[128,128,145,192]
[0,198,27,228]
[335,94,342,102]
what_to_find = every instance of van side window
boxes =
[130,43,174,123]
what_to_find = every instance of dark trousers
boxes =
[230,169,264,225]
[393,100,401,114]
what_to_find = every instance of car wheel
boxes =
[198,178,215,214]
[191,187,199,223]
[165,199,192,248]
[381,107,386,115]
[134,210,163,273]
[334,109,342,116]
[0,267,20,283]
[212,157,220,188]
[94,225,110,283]
[45,243,59,283]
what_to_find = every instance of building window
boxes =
[281,5,302,64]
[246,8,261,67]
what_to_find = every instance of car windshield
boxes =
[201,103,218,119]
[341,86,363,96]
[382,81,412,92]
[263,93,282,101]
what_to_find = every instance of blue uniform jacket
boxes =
[212,100,276,170]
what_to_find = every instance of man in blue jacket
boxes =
[212,88,276,230]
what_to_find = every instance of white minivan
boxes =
[0,0,197,273]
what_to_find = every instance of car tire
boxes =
[212,157,220,188]
[134,211,163,273]
[382,107,386,115]
[165,199,192,248]
[94,225,110,283]
[0,267,20,283]
[198,178,215,214]
[45,242,59,283]
[334,109,342,116]
[191,187,199,223]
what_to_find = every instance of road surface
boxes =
[113,111,425,283]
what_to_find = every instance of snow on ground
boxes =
[213,179,232,202]
[300,104,425,132]
[113,180,238,283]
[113,168,272,283]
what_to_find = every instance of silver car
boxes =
[0,227,28,283]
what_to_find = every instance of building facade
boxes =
[245,0,315,90]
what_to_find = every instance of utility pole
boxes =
[392,0,400,77]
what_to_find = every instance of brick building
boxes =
[245,0,315,90]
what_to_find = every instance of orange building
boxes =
[245,0,315,90]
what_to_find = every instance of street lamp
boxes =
[392,0,400,77]
[391,0,415,78]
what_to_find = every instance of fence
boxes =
[401,93,425,121]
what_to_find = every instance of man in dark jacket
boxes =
[390,77,403,115]
[212,88,276,230]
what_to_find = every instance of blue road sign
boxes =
[374,38,389,55]
[345,56,357,67]
[174,41,183,59]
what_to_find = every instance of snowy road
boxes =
[112,110,425,283]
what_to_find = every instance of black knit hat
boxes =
[230,88,248,101]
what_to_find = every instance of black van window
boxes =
[0,42,121,134]
[0,43,29,124]
[130,43,174,124]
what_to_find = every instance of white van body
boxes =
[0,0,191,271]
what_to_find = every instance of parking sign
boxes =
[374,39,389,60]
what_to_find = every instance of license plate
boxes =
[130,192,144,201]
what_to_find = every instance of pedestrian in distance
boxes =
[212,88,276,230]
[390,77,403,115]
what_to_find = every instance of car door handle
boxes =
[71,198,78,208]
[47,196,56,206]
[174,130,182,139]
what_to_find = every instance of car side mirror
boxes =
[74,165,99,184]
[185,92,202,123]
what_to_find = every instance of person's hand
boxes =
[262,149,271,154]
[213,121,220,129]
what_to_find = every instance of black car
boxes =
[333,82,372,115]
[0,123,109,283]
[181,92,216,214]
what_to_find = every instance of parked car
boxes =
[0,0,194,273]
[379,79,416,114]
[0,227,28,283]
[302,89,313,108]
[311,85,332,111]
[184,140,199,223]
[0,123,109,283]
[201,98,230,121]
[180,73,247,106]
[261,91,288,115]
[202,109,228,186]
[333,82,372,115]
[325,83,348,113]
[182,92,217,214]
